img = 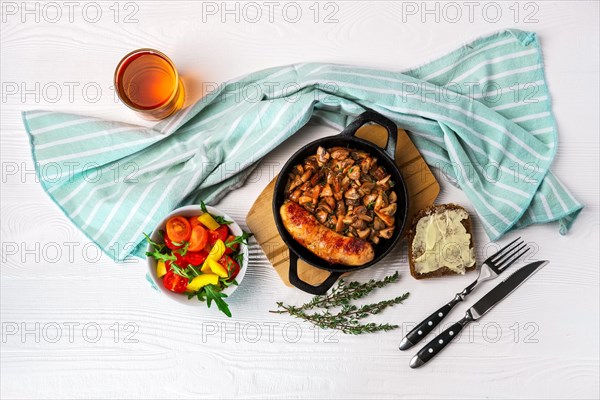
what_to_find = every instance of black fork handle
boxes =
[399,279,478,350]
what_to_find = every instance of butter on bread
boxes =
[408,204,476,280]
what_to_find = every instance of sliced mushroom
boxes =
[357,228,371,240]
[352,219,367,230]
[379,227,394,239]
[351,150,370,160]
[363,193,378,208]
[335,201,346,217]
[316,201,332,214]
[359,182,375,195]
[372,166,386,180]
[340,176,351,190]
[309,185,322,200]
[360,158,372,174]
[342,215,356,225]
[330,148,350,160]
[344,187,360,200]
[332,177,343,200]
[389,191,397,203]
[376,174,391,186]
[301,169,313,183]
[379,203,397,216]
[374,192,387,210]
[310,170,324,186]
[347,166,360,180]
[373,216,386,231]
[289,189,301,202]
[354,205,367,216]
[316,210,329,224]
[357,214,374,222]
[298,181,310,192]
[375,210,395,227]
[326,170,335,185]
[335,216,345,233]
[316,146,329,164]
[324,196,336,209]
[299,195,313,205]
[288,175,303,191]
[320,183,333,197]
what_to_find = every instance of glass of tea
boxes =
[114,48,185,120]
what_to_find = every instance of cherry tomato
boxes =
[162,271,188,293]
[184,250,208,266]
[166,216,192,243]
[189,216,205,229]
[208,225,229,245]
[164,235,183,250]
[188,225,208,252]
[224,235,238,255]
[218,255,240,280]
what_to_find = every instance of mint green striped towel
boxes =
[23,29,583,261]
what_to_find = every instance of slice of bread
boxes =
[407,204,476,280]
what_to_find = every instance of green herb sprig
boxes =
[270,271,409,335]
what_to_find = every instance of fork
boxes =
[399,237,530,350]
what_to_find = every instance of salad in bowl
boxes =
[145,202,251,317]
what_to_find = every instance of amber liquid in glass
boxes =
[115,49,185,120]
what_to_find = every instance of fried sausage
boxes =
[280,201,375,266]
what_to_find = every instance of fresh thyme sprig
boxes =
[270,271,409,335]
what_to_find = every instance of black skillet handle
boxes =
[288,252,342,295]
[339,111,398,161]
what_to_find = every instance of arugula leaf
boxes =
[219,277,238,288]
[225,231,253,249]
[200,200,209,214]
[144,232,176,262]
[200,200,233,225]
[143,232,165,252]
[203,284,232,317]
[177,241,190,256]
[233,252,244,267]
[170,263,201,280]
[213,215,233,225]
[146,250,176,263]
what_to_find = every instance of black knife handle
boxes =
[399,296,461,350]
[409,311,474,368]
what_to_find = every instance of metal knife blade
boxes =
[469,260,548,320]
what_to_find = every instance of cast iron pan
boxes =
[273,110,409,295]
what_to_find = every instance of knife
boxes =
[409,260,548,368]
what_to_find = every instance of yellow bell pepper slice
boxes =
[207,258,228,278]
[201,239,226,272]
[201,261,212,273]
[198,213,220,231]
[156,260,167,278]
[186,273,219,292]
[208,239,226,260]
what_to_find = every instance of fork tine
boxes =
[487,237,521,263]
[493,241,526,266]
[496,246,531,271]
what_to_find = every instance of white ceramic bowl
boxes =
[146,205,249,306]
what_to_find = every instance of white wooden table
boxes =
[1,1,598,398]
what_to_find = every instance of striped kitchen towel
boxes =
[22,29,583,261]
